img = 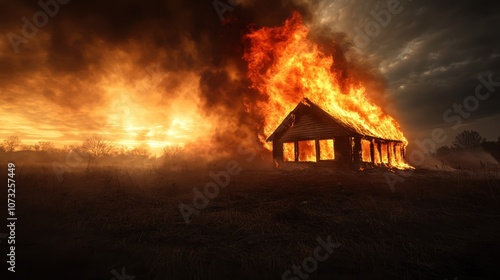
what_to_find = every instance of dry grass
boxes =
[5,164,500,280]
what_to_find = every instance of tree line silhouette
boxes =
[2,130,500,164]
[0,135,159,158]
[436,130,500,161]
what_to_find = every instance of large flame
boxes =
[298,140,317,162]
[319,139,335,160]
[244,12,409,168]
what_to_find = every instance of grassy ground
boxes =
[3,164,500,280]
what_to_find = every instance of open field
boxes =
[3,164,500,280]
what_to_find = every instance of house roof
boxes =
[266,98,403,142]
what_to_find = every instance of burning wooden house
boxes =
[266,98,407,169]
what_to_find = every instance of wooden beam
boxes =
[315,139,320,162]
[387,142,392,165]
[377,140,383,165]
[370,139,375,164]
[352,137,362,164]
[294,141,299,162]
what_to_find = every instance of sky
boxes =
[1,0,499,154]
[310,0,500,147]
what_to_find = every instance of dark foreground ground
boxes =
[2,164,500,280]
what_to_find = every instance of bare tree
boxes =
[128,145,151,158]
[436,145,452,156]
[162,146,183,160]
[81,135,115,157]
[20,144,33,151]
[162,145,186,170]
[62,145,78,153]
[453,130,485,149]
[3,135,21,152]
[38,141,55,151]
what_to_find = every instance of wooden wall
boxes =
[268,101,405,169]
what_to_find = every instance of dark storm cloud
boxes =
[385,3,500,107]
[323,0,500,140]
